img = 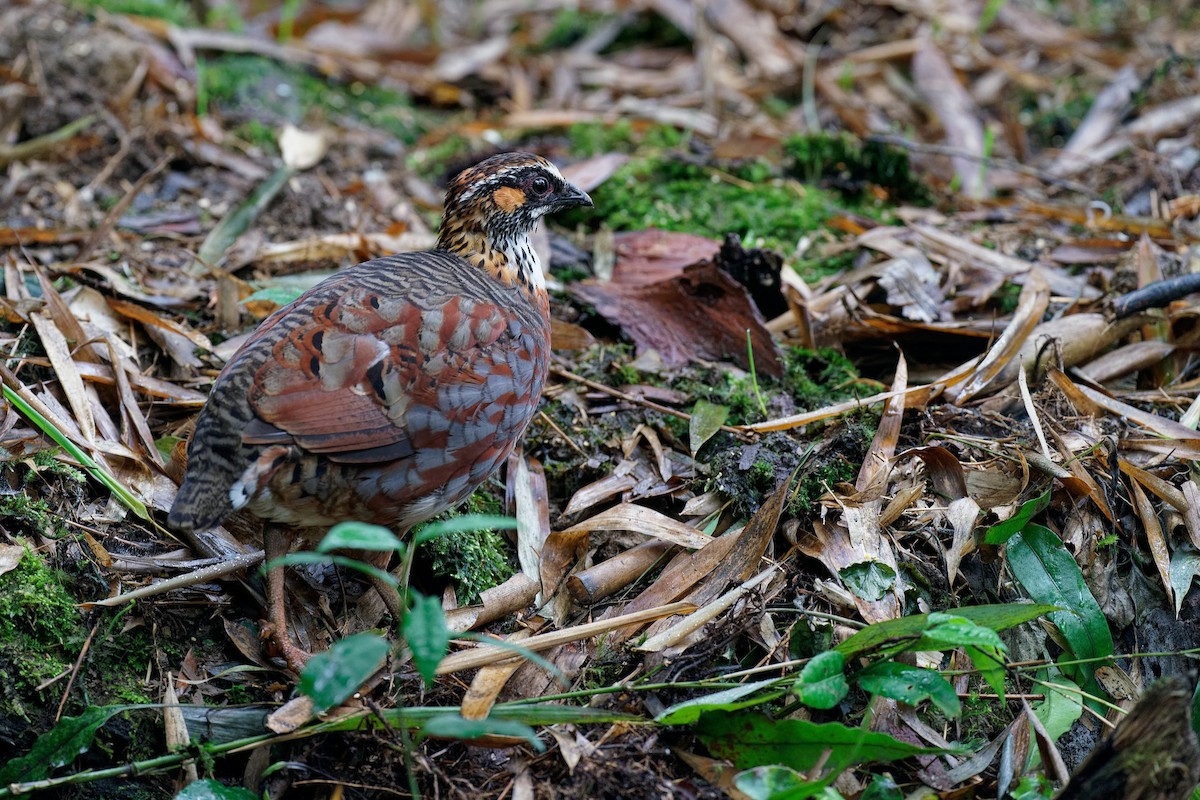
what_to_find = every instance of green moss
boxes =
[423,489,515,605]
[783,133,932,205]
[72,0,195,25]
[576,154,832,253]
[197,54,427,144]
[0,495,64,539]
[31,448,88,485]
[533,9,613,52]
[565,120,685,158]
[0,545,84,706]
[782,347,862,411]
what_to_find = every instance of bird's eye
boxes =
[529,176,551,196]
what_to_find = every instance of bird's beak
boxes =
[555,181,593,209]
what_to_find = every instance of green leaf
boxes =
[317,521,404,553]
[240,285,305,308]
[197,163,293,268]
[788,618,833,660]
[964,644,1007,698]
[839,561,896,601]
[403,591,451,685]
[791,651,848,710]
[856,662,960,717]
[1006,525,1113,695]
[1032,676,1083,758]
[1,383,149,520]
[836,603,1057,659]
[299,632,390,714]
[412,514,519,547]
[860,775,903,800]
[918,613,1005,651]
[696,711,953,773]
[419,713,545,750]
[735,765,828,800]
[0,706,129,784]
[657,679,784,725]
[689,399,730,453]
[175,779,258,800]
[983,489,1051,545]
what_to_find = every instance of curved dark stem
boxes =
[1113,274,1200,319]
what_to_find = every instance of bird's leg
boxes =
[365,548,404,621]
[263,523,311,672]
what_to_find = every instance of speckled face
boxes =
[441,152,593,242]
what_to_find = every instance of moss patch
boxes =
[72,0,195,25]
[0,545,84,716]
[576,154,833,254]
[197,54,427,145]
[421,488,515,605]
[783,133,933,205]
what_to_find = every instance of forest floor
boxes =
[3,0,1200,798]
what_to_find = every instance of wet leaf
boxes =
[836,603,1057,659]
[0,705,128,784]
[839,560,896,601]
[656,679,784,725]
[689,399,729,453]
[791,651,848,710]
[696,710,953,772]
[175,779,257,800]
[404,591,451,686]
[734,765,827,800]
[984,489,1052,545]
[1006,525,1113,696]
[856,662,961,717]
[299,632,389,714]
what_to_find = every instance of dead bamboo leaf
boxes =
[855,353,907,496]
[1128,477,1173,612]
[445,573,540,634]
[560,504,711,550]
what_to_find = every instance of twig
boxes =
[535,409,588,457]
[56,621,99,722]
[549,363,756,442]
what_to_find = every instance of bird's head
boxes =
[437,152,593,253]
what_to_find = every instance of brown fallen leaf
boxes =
[572,258,782,376]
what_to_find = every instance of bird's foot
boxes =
[262,623,312,673]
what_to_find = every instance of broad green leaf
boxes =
[1006,525,1113,695]
[656,679,784,725]
[836,604,1057,659]
[0,705,128,784]
[788,618,833,660]
[918,613,1005,651]
[696,711,953,773]
[839,561,896,601]
[964,644,1007,698]
[412,514,519,546]
[403,591,451,685]
[735,765,828,800]
[791,651,848,710]
[689,399,730,453]
[983,489,1051,545]
[240,285,305,308]
[175,779,258,800]
[317,521,404,553]
[419,713,545,750]
[856,662,960,717]
[1031,676,1082,761]
[299,632,390,714]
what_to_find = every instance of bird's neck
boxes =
[437,224,548,298]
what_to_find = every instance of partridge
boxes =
[169,152,592,670]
